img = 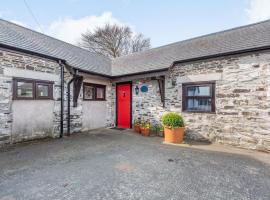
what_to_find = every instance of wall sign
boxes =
[140,85,148,93]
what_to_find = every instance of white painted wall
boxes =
[82,101,107,130]
[12,100,54,142]
[80,74,111,131]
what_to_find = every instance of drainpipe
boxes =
[67,69,79,136]
[67,76,75,136]
[59,60,65,138]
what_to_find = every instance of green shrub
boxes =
[134,119,140,125]
[159,124,164,131]
[140,120,145,127]
[141,121,152,129]
[162,112,184,129]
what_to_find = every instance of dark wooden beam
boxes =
[157,76,165,107]
[73,76,83,107]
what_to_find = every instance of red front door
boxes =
[117,83,131,128]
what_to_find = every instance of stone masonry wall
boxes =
[0,48,113,144]
[110,51,270,151]
[63,71,83,134]
[69,75,113,133]
[0,49,61,144]
[2,47,270,151]
[166,51,270,151]
[110,80,166,127]
[132,80,165,124]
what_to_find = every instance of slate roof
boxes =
[112,19,270,76]
[1,19,270,77]
[0,19,112,76]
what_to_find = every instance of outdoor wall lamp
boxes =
[135,85,139,95]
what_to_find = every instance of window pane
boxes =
[187,98,212,111]
[37,84,49,97]
[84,85,95,100]
[17,81,33,98]
[187,86,210,96]
[96,87,105,99]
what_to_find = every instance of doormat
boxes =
[110,127,126,131]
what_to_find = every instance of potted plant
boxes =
[162,112,185,144]
[140,122,151,137]
[158,124,164,137]
[150,124,158,136]
[151,123,164,137]
[133,119,141,133]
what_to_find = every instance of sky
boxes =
[1,0,270,48]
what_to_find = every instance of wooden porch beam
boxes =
[157,76,165,107]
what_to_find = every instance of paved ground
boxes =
[0,129,269,200]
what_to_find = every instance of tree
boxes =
[79,24,151,58]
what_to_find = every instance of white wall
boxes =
[82,101,107,130]
[12,100,54,142]
[80,74,111,131]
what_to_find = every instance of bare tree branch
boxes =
[79,24,151,58]
[131,33,151,53]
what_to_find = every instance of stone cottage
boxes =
[0,19,270,151]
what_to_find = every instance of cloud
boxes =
[246,0,270,23]
[45,12,129,45]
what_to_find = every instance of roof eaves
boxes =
[171,45,270,67]
[112,19,270,61]
[0,43,64,62]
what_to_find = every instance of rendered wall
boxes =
[0,49,61,145]
[11,101,54,142]
[80,76,112,131]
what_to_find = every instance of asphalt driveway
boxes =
[0,129,269,200]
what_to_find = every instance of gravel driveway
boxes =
[0,129,269,200]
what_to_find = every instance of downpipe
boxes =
[67,76,75,136]
[59,60,65,138]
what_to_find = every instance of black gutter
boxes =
[72,67,112,78]
[111,68,169,79]
[73,67,169,79]
[0,43,62,62]
[172,46,270,66]
[2,41,270,79]
[59,60,65,138]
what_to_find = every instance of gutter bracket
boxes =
[67,70,83,136]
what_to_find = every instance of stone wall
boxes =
[0,48,61,144]
[110,51,270,151]
[1,47,270,151]
[109,80,166,128]
[132,80,165,124]
[166,51,270,151]
[0,48,114,144]
[0,75,12,145]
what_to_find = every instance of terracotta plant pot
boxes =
[134,125,141,133]
[164,127,185,144]
[141,128,150,136]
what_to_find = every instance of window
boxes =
[83,83,106,101]
[182,82,215,113]
[13,78,53,100]
[84,84,95,100]
[17,80,34,98]
[36,83,53,99]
